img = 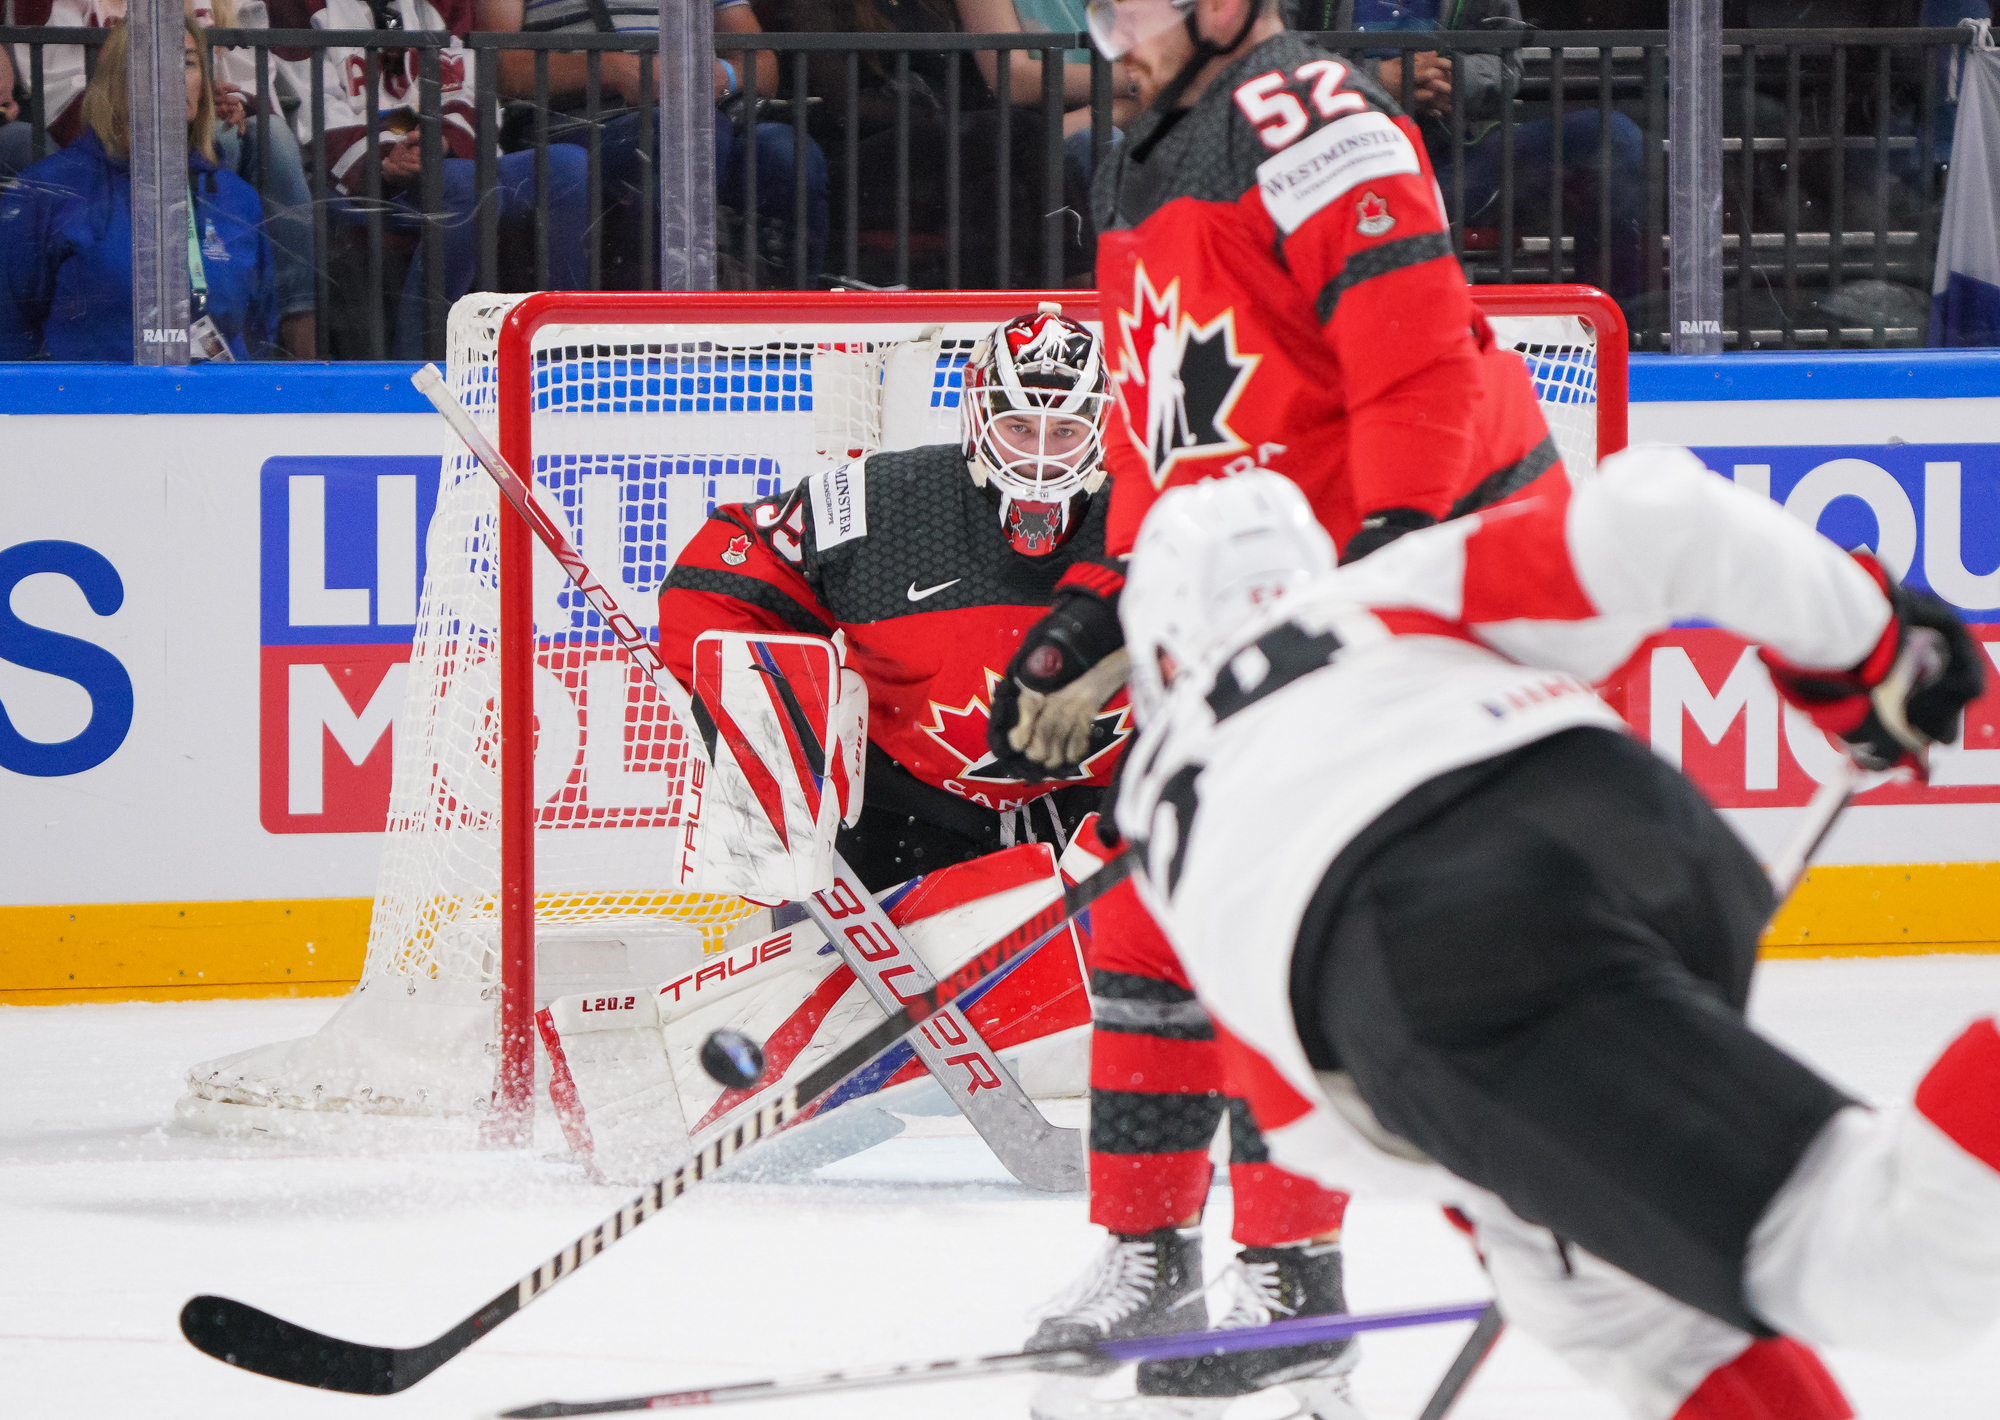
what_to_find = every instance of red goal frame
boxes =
[483,284,1630,1141]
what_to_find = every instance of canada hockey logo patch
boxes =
[721,534,752,566]
[918,669,1131,786]
[1114,265,1260,488]
[1355,190,1395,236]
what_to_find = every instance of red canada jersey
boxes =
[659,444,1133,813]
[1081,31,1559,570]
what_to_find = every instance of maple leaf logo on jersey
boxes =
[1114,264,1261,488]
[1356,190,1395,237]
[721,534,752,566]
[919,669,1133,784]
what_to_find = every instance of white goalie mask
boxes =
[1121,472,1337,721]
[964,303,1112,558]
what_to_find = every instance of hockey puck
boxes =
[699,1029,767,1090]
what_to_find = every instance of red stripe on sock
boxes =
[1228,1163,1349,1246]
[1672,1338,1851,1420]
[1915,1017,2000,1172]
[1089,1149,1212,1233]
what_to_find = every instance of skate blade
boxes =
[1031,1370,1366,1420]
[1031,1370,1227,1420]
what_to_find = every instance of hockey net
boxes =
[178,285,1626,1143]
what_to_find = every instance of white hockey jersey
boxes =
[1112,445,1894,1192]
[268,0,481,194]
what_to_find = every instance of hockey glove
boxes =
[1761,555,1986,775]
[1338,507,1438,565]
[988,589,1126,781]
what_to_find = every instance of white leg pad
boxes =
[1748,1102,2000,1357]
[1463,1194,1754,1420]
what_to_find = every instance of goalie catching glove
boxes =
[1761,552,1986,775]
[988,588,1128,780]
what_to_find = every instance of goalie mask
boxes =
[1121,472,1337,721]
[964,303,1111,558]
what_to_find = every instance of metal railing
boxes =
[0,24,1974,357]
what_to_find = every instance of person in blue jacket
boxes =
[0,18,275,362]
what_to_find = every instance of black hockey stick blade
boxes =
[178,852,1132,1397]
[179,1291,501,1394]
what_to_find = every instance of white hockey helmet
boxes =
[1121,472,1337,720]
[964,303,1112,558]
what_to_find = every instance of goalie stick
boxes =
[178,851,1133,1396]
[490,1301,1491,1417]
[407,362,1081,1190]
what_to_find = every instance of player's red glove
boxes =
[1760,554,1986,774]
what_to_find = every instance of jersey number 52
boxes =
[1234,60,1366,150]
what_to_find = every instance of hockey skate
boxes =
[1139,1242,1360,1401]
[1029,1242,1366,1420]
[1025,1227,1206,1375]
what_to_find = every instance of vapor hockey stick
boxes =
[490,1301,1492,1417]
[178,849,1133,1396]
[407,363,1080,1189]
[1410,751,1872,1420]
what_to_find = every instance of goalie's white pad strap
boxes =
[687,632,865,900]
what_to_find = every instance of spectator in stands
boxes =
[189,0,316,357]
[755,0,1120,286]
[1299,0,1647,304]
[8,0,121,157]
[960,0,1140,185]
[0,19,276,360]
[1,42,33,185]
[268,0,587,358]
[473,0,828,286]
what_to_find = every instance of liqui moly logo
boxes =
[258,457,436,833]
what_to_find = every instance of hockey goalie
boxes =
[528,307,1130,1182]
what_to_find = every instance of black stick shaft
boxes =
[1416,1303,1504,1420]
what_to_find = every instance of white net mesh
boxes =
[1487,313,1600,475]
[178,291,1604,1136]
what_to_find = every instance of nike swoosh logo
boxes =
[907,579,961,602]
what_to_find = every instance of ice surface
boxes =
[4,958,1999,1419]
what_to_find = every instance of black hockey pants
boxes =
[1293,727,1855,1335]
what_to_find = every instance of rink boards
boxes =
[3,352,2000,1002]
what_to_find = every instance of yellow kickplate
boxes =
[0,899,370,1004]
[1762,862,2000,959]
[0,866,1992,1005]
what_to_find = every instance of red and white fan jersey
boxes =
[1113,446,1893,1193]
[267,0,481,196]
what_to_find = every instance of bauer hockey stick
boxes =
[491,1302,1492,1417]
[1412,748,1873,1420]
[178,851,1133,1396]
[407,362,1082,1188]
